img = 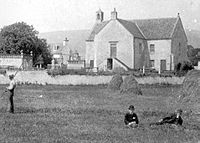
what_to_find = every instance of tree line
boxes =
[0,22,52,68]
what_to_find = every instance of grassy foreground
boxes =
[0,84,199,143]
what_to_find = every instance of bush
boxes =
[112,67,127,75]
[0,69,6,75]
[47,67,87,76]
[174,61,194,76]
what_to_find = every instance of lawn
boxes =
[0,84,200,143]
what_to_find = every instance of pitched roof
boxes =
[118,19,145,39]
[39,30,90,58]
[87,17,178,41]
[131,17,178,40]
[86,21,110,41]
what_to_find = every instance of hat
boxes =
[9,74,14,79]
[128,105,135,110]
[176,109,183,114]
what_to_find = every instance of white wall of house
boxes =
[85,41,95,67]
[147,40,172,71]
[0,56,23,68]
[94,20,134,69]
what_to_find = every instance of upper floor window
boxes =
[150,44,155,53]
[54,45,59,51]
[110,43,117,58]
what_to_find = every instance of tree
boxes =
[0,22,52,67]
[187,45,200,66]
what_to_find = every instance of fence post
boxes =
[142,66,145,74]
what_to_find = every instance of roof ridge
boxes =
[130,17,177,21]
[86,20,110,41]
[170,17,179,38]
[135,23,146,39]
[117,19,145,39]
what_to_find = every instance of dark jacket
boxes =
[124,112,139,125]
[158,113,183,125]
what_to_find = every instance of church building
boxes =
[85,9,188,72]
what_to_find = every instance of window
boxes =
[97,13,100,20]
[139,43,142,54]
[110,43,117,58]
[198,51,200,56]
[54,45,59,51]
[150,44,155,53]
[90,60,94,68]
[150,60,155,68]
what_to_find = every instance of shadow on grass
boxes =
[0,107,62,114]
[0,107,124,116]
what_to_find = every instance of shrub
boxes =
[174,61,194,76]
[112,67,127,75]
[0,69,6,75]
[47,67,87,76]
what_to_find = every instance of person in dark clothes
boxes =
[6,74,16,113]
[153,109,183,126]
[124,105,139,128]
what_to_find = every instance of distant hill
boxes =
[39,30,91,58]
[39,29,200,59]
[186,29,200,48]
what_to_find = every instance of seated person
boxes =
[124,105,139,128]
[155,109,183,126]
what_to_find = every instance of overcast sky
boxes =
[0,0,200,33]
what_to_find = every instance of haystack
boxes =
[179,70,200,101]
[174,70,200,114]
[108,74,123,91]
[120,75,142,95]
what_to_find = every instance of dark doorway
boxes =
[107,58,113,70]
[90,60,94,68]
[160,60,166,71]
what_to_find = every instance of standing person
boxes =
[6,74,16,113]
[124,105,139,128]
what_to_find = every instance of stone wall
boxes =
[0,71,185,85]
[0,54,33,70]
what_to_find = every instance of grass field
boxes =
[0,84,200,143]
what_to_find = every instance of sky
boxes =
[0,0,200,33]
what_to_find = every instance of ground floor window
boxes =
[150,60,155,68]
[90,60,94,68]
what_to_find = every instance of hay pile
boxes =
[174,70,200,114]
[179,70,200,101]
[107,74,123,91]
[120,75,142,95]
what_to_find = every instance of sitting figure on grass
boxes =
[151,109,183,127]
[124,105,139,128]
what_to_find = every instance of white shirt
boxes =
[7,79,16,90]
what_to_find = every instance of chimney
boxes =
[63,37,69,46]
[96,9,104,23]
[111,8,117,20]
